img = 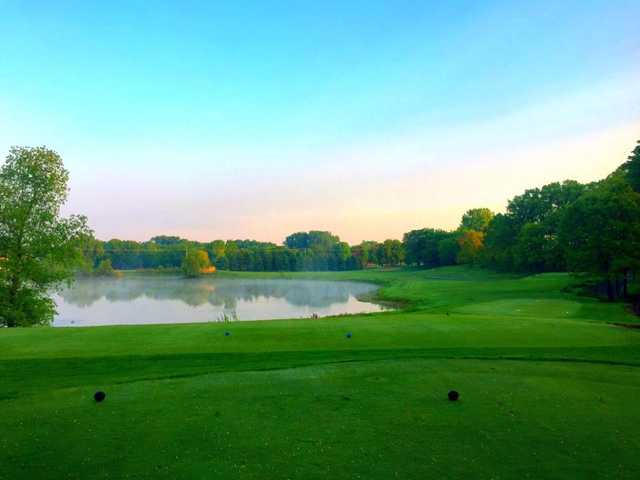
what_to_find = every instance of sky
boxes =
[1,0,639,244]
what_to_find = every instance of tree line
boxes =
[402,140,640,302]
[81,231,406,274]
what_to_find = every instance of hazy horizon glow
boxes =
[1,1,639,244]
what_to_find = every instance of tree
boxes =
[330,242,351,270]
[482,214,518,270]
[403,228,449,267]
[284,232,310,249]
[481,180,585,272]
[150,235,184,246]
[95,259,117,277]
[374,242,387,267]
[307,231,340,252]
[359,241,381,267]
[512,222,562,273]
[284,231,340,253]
[507,180,585,227]
[208,240,226,262]
[560,178,640,300]
[182,249,211,278]
[456,230,484,265]
[460,208,494,232]
[621,139,640,192]
[437,235,459,266]
[382,239,405,266]
[0,146,91,327]
[77,235,104,274]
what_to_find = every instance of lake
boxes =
[53,275,385,327]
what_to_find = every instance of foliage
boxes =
[481,180,589,273]
[513,222,562,273]
[620,139,640,192]
[482,213,518,271]
[0,146,91,327]
[379,239,405,266]
[506,180,586,227]
[182,249,212,278]
[559,177,640,300]
[94,259,117,277]
[151,235,184,246]
[284,231,339,251]
[456,230,484,264]
[460,208,494,232]
[351,241,377,268]
[83,231,405,273]
[403,228,451,267]
[436,236,460,265]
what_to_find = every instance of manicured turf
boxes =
[1,267,639,479]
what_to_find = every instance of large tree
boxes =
[507,180,585,227]
[560,177,640,300]
[403,228,449,267]
[482,180,586,272]
[284,232,310,249]
[460,208,494,232]
[0,146,91,327]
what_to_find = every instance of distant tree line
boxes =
[80,231,406,274]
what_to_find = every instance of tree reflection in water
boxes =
[53,276,384,326]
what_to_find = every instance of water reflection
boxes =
[53,275,384,326]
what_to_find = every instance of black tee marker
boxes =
[94,391,106,402]
[448,390,459,401]
[345,332,352,339]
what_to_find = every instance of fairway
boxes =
[1,267,640,479]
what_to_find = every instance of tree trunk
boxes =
[6,275,20,327]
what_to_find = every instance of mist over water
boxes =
[53,276,385,326]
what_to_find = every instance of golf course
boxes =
[2,266,639,479]
[3,3,640,478]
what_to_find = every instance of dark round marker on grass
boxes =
[448,390,459,401]
[224,331,231,337]
[345,332,352,339]
[94,391,106,403]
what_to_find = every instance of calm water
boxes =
[53,275,385,327]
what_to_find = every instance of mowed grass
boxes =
[1,267,639,479]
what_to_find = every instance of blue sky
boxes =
[1,1,639,242]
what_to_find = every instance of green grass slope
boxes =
[1,267,639,479]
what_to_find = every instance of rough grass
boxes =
[1,266,639,479]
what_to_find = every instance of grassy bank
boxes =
[1,266,639,479]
